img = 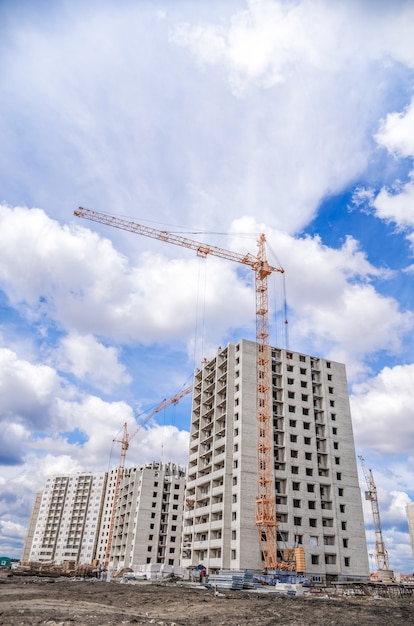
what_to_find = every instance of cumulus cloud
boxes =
[56,333,131,392]
[0,347,62,430]
[0,205,254,349]
[351,364,414,454]
[372,177,414,230]
[124,424,190,469]
[367,96,414,235]
[0,342,135,468]
[0,423,29,466]
[168,0,414,233]
[232,219,412,377]
[1,2,412,236]
[172,0,406,92]
[376,97,414,159]
[5,204,410,386]
[0,520,26,540]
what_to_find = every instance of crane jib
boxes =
[75,205,287,572]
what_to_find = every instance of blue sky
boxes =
[1,0,414,573]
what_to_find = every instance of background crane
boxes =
[75,206,284,570]
[104,384,192,569]
[358,456,392,577]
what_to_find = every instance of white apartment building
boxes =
[110,462,186,571]
[181,339,369,583]
[24,471,107,565]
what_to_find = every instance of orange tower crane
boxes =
[104,384,192,569]
[75,206,284,570]
[358,456,390,574]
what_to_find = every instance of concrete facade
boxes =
[181,339,369,582]
[21,490,42,563]
[26,472,107,565]
[110,462,186,571]
[23,463,186,571]
[94,468,119,566]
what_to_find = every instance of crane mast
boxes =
[358,456,390,573]
[104,385,192,569]
[75,206,284,570]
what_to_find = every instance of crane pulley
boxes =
[75,206,284,570]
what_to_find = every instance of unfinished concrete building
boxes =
[23,462,186,572]
[23,471,107,565]
[181,339,369,583]
[109,462,186,572]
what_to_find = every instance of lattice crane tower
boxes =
[358,456,390,573]
[75,207,284,570]
[104,385,192,569]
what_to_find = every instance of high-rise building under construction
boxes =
[181,339,369,583]
[22,462,186,572]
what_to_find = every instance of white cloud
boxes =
[57,333,131,392]
[125,424,190,469]
[261,224,411,377]
[0,342,138,468]
[351,364,414,455]
[0,347,62,430]
[5,204,411,386]
[0,519,26,540]
[376,98,414,159]
[170,2,339,89]
[0,205,254,350]
[53,394,134,462]
[387,490,412,525]
[368,97,414,233]
[0,204,126,308]
[372,175,414,230]
[1,2,412,237]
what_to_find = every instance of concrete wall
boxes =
[27,472,107,565]
[182,340,369,581]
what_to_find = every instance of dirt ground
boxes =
[1,574,413,626]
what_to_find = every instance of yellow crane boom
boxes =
[104,384,192,569]
[75,206,284,570]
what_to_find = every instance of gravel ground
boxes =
[1,574,413,626]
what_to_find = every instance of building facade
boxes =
[94,467,119,567]
[24,471,107,565]
[109,462,186,571]
[21,490,42,563]
[181,339,369,582]
[22,462,186,571]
